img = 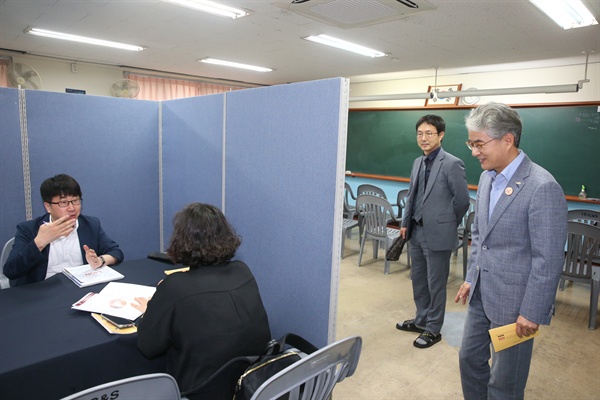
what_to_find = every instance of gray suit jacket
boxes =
[465,154,567,326]
[402,147,470,251]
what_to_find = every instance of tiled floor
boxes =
[333,235,600,399]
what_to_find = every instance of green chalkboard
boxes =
[346,105,600,197]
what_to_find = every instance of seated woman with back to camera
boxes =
[132,203,271,397]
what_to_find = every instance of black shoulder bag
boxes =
[181,333,318,400]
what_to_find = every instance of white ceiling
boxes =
[1,0,599,86]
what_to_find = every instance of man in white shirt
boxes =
[4,174,124,286]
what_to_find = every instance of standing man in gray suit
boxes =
[455,102,567,399]
[396,115,470,348]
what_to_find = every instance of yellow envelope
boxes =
[164,267,190,275]
[489,323,539,352]
[91,313,137,335]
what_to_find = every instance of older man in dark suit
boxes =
[396,114,470,348]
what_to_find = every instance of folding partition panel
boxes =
[223,78,349,347]
[0,88,160,261]
[1,79,349,348]
[160,94,224,247]
[0,88,26,246]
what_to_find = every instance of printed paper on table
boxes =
[72,282,156,320]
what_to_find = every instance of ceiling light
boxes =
[529,0,598,29]
[349,84,580,102]
[164,0,252,19]
[199,58,273,72]
[25,28,145,51]
[303,34,386,58]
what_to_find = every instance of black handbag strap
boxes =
[181,356,256,398]
[274,333,318,355]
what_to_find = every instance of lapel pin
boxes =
[505,187,513,196]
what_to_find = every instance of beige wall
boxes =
[3,51,599,105]
[0,52,258,97]
[2,53,124,97]
[349,57,600,108]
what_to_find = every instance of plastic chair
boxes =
[341,218,359,259]
[250,336,362,400]
[60,373,181,400]
[343,183,357,220]
[0,237,14,289]
[455,211,475,279]
[395,189,411,268]
[356,195,400,274]
[356,184,396,241]
[561,209,600,287]
[356,183,388,200]
[567,209,599,226]
[395,189,409,219]
[454,198,476,255]
[557,222,600,329]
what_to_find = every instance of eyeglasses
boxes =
[465,138,498,151]
[48,198,82,208]
[416,131,438,138]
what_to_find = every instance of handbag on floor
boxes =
[386,236,406,261]
[233,333,318,400]
[180,333,318,400]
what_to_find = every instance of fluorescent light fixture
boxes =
[436,84,580,98]
[349,84,580,102]
[199,58,273,72]
[25,27,145,51]
[303,34,386,58]
[164,0,251,19]
[529,0,598,29]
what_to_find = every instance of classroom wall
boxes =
[349,58,599,108]
[0,52,259,97]
[3,51,597,106]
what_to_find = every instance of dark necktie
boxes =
[412,158,427,222]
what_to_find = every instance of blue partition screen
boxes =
[0,88,26,245]
[224,79,346,347]
[2,90,160,260]
[161,94,224,245]
[0,79,347,349]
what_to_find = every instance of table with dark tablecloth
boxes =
[0,258,172,399]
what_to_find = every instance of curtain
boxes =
[127,73,244,101]
[0,61,8,88]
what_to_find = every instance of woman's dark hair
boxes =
[167,203,241,266]
[40,174,82,203]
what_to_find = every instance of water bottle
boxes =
[579,185,587,199]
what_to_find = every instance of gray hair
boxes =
[465,102,523,147]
